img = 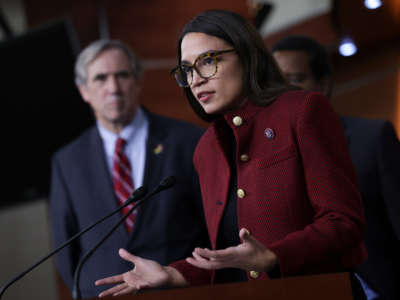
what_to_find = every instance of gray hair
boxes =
[74,39,143,87]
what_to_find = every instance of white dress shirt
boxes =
[97,107,149,188]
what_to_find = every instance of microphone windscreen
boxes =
[159,176,176,189]
[133,186,148,198]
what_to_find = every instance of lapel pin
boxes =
[153,144,164,155]
[264,128,275,139]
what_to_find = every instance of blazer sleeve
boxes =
[378,121,400,239]
[49,154,81,290]
[268,92,366,275]
[170,259,213,286]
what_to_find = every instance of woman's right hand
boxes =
[95,248,187,297]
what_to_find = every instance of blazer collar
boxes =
[222,99,260,127]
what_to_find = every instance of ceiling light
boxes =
[364,0,382,10]
[339,37,358,57]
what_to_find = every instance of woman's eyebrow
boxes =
[181,49,218,64]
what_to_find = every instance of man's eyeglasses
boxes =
[171,49,235,87]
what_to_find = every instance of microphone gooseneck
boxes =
[72,176,176,299]
[0,186,148,299]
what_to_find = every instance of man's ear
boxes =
[319,76,333,99]
[78,85,90,103]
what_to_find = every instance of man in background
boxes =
[50,39,208,298]
[272,35,400,300]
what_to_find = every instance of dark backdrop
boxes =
[0,19,94,206]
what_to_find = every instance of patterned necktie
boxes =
[112,137,135,232]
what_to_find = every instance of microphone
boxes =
[0,186,148,299]
[72,175,176,299]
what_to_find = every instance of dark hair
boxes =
[177,10,293,122]
[271,35,332,81]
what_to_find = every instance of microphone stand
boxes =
[72,176,176,299]
[0,186,148,299]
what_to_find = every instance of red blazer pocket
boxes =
[255,144,298,169]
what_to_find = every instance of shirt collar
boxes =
[97,107,146,154]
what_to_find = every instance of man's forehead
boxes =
[87,49,130,71]
[86,64,131,78]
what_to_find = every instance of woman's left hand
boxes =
[186,228,278,272]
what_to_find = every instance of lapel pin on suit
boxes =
[264,128,275,139]
[153,144,164,155]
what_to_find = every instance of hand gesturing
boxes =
[186,228,278,272]
[95,248,183,297]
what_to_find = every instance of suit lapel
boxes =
[142,111,167,190]
[129,111,167,237]
[86,127,130,239]
[340,117,351,146]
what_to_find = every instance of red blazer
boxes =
[172,90,367,285]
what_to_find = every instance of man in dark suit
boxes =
[271,35,400,300]
[49,39,208,298]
